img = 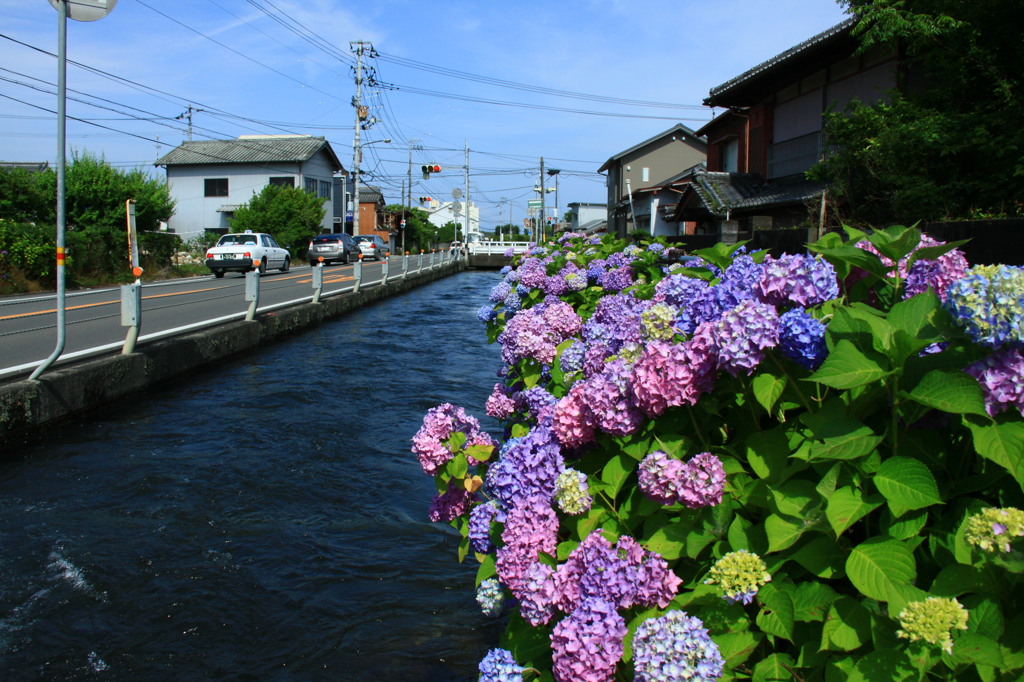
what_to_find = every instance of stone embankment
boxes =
[0,261,462,449]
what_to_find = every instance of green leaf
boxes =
[771,479,820,518]
[802,405,884,461]
[820,596,872,652]
[904,370,988,416]
[883,508,928,540]
[930,565,992,598]
[600,453,634,500]
[465,443,494,462]
[847,649,916,682]
[808,339,890,389]
[874,457,942,517]
[793,581,839,622]
[475,553,496,586]
[846,537,916,602]
[826,486,884,536]
[765,514,805,553]
[756,582,796,641]
[869,224,920,264]
[445,452,469,480]
[728,514,768,556]
[951,632,1004,668]
[746,427,791,482]
[752,653,795,682]
[714,631,761,667]
[752,372,787,415]
[645,518,686,561]
[966,418,1024,488]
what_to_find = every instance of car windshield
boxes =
[219,234,258,246]
[313,235,342,242]
[353,236,374,243]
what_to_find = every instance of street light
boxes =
[547,168,561,232]
[33,0,118,381]
[352,138,391,237]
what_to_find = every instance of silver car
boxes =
[353,234,389,261]
[308,233,361,266]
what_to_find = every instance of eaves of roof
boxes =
[687,171,825,218]
[705,18,857,108]
[156,135,343,172]
[597,123,706,174]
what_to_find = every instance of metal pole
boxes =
[31,1,68,381]
[539,156,545,243]
[464,140,470,245]
[351,41,365,238]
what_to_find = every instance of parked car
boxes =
[353,234,389,260]
[205,231,290,278]
[308,232,361,266]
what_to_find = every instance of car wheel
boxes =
[258,258,267,274]
[281,257,290,273]
[342,251,350,265]
[213,269,225,279]
[309,260,317,267]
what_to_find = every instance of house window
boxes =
[304,178,317,194]
[642,167,650,183]
[319,180,331,199]
[269,176,294,188]
[204,178,228,197]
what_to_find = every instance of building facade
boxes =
[156,135,343,240]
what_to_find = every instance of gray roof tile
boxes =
[156,135,342,170]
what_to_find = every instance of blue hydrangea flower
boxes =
[945,265,1024,348]
[779,308,828,370]
[477,305,498,323]
[489,281,511,303]
[476,578,506,617]
[503,290,522,312]
[469,500,500,553]
[478,648,524,681]
[559,340,587,373]
[632,610,725,682]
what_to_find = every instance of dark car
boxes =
[308,233,361,266]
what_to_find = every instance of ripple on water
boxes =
[0,271,504,680]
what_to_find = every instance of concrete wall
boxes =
[0,262,463,450]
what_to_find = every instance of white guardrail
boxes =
[467,240,532,256]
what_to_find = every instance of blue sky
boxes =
[1,0,849,229]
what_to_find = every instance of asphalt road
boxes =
[0,258,407,381]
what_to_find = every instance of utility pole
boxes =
[464,141,470,243]
[539,157,546,243]
[176,104,204,142]
[350,41,368,237]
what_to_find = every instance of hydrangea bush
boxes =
[412,225,1024,681]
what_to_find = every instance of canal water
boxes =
[0,270,504,681]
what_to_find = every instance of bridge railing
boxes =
[467,241,531,256]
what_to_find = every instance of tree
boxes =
[0,166,50,223]
[30,151,175,280]
[809,0,1024,224]
[229,184,326,255]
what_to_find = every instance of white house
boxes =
[423,199,480,242]
[155,135,344,240]
[566,202,608,234]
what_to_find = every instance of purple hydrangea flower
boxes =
[754,253,839,308]
[552,382,597,449]
[599,265,634,292]
[631,339,717,416]
[701,299,780,376]
[428,482,474,522]
[904,235,969,302]
[486,383,517,419]
[486,426,565,510]
[639,450,683,505]
[779,308,828,370]
[583,358,645,437]
[632,610,725,682]
[678,452,726,508]
[411,404,493,475]
[490,281,512,303]
[551,598,626,682]
[469,500,500,553]
[966,347,1024,417]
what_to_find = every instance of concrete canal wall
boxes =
[0,262,463,449]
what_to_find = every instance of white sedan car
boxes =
[353,234,390,261]
[205,231,291,278]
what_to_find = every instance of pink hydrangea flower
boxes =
[411,403,493,475]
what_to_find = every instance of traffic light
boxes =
[421,164,441,178]
[418,196,432,203]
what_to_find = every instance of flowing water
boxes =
[0,270,504,681]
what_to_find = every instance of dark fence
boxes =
[921,219,1024,266]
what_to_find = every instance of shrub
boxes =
[414,226,1024,681]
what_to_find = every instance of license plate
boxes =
[317,245,332,251]
[220,253,238,260]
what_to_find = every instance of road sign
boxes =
[527,199,542,209]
